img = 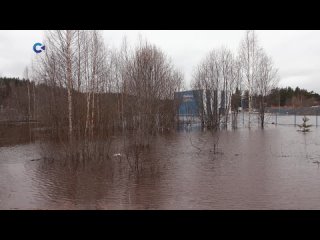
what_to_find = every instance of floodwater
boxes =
[1,114,320,209]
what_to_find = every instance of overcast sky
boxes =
[1,30,320,93]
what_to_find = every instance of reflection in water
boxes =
[1,119,320,209]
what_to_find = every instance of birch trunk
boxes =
[66,31,73,143]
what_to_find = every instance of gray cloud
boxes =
[1,30,320,93]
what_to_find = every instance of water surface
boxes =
[1,116,320,209]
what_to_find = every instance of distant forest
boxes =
[0,77,176,128]
[0,77,36,121]
[231,86,320,110]
[266,87,320,107]
[1,77,320,119]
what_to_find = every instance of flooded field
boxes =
[1,115,320,209]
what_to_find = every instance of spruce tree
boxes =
[298,116,312,132]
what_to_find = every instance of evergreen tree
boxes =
[297,116,312,132]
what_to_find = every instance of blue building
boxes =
[174,89,230,126]
[174,90,203,123]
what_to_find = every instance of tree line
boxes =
[0,77,36,122]
[266,86,320,108]
[230,86,320,112]
[2,76,318,123]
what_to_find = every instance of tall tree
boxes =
[44,30,78,143]
[239,30,260,128]
[256,49,279,128]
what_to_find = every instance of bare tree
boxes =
[239,30,260,128]
[23,67,31,121]
[256,49,279,128]
[42,30,78,143]
[192,47,239,129]
[122,39,182,143]
[191,47,239,154]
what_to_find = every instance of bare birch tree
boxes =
[192,47,239,153]
[239,30,260,128]
[192,47,238,129]
[256,49,279,128]
[42,30,78,143]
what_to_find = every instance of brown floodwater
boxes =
[1,115,320,209]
